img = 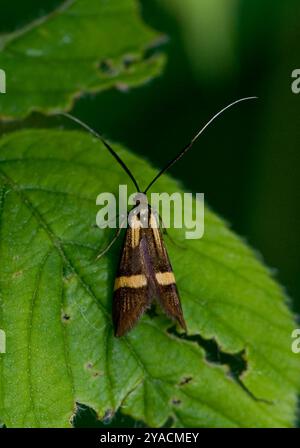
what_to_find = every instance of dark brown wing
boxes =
[141,211,186,331]
[112,226,152,337]
[113,210,186,336]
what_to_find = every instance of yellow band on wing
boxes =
[114,274,147,290]
[155,272,176,286]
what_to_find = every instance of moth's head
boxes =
[133,192,148,208]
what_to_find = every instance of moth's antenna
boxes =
[144,96,258,193]
[59,112,141,192]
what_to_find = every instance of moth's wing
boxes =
[112,227,152,337]
[113,211,187,336]
[142,213,187,331]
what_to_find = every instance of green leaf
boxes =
[0,0,165,119]
[0,128,299,428]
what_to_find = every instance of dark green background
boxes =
[0,0,299,427]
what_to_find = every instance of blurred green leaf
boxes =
[0,129,299,427]
[155,0,237,80]
[0,0,165,118]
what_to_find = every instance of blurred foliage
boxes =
[0,0,165,118]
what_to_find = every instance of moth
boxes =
[62,96,256,337]
[112,195,186,336]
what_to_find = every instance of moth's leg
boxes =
[94,217,127,261]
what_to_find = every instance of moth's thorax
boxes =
[128,204,159,229]
[128,193,157,229]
